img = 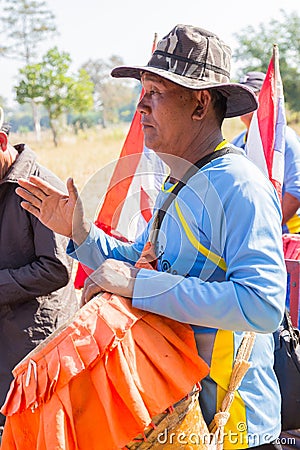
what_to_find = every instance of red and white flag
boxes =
[74,37,167,288]
[246,44,286,198]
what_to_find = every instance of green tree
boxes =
[233,10,300,112]
[0,0,56,62]
[16,47,94,146]
[81,56,137,126]
[0,0,57,139]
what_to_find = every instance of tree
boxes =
[16,47,94,146]
[0,0,57,139]
[0,0,56,62]
[233,10,300,113]
[81,56,137,126]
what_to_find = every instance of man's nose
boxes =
[137,94,150,115]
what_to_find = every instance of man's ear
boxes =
[192,90,211,120]
[0,131,8,151]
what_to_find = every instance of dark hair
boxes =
[210,90,227,125]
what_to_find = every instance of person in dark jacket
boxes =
[0,109,78,434]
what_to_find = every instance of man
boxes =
[17,25,286,449]
[0,109,78,436]
[232,71,300,233]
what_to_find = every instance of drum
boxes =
[126,386,210,449]
[1,292,209,450]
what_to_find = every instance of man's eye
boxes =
[149,89,158,95]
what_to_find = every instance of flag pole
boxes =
[273,44,279,93]
[152,32,158,53]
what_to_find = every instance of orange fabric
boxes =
[1,243,209,450]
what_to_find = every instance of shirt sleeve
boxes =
[283,127,300,200]
[67,221,151,270]
[231,131,246,149]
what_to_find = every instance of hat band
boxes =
[151,50,230,79]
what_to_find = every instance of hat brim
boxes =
[111,65,258,119]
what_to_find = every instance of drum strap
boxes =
[208,332,256,449]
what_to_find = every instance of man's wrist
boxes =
[72,219,92,246]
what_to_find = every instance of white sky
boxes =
[2,0,300,105]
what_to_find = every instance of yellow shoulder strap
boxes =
[174,200,227,272]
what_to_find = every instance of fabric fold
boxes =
[1,242,209,449]
[1,293,209,449]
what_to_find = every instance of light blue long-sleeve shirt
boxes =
[68,148,286,447]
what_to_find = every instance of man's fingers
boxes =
[20,201,41,218]
[67,177,79,203]
[17,178,49,201]
[81,279,103,307]
[15,187,43,208]
[18,176,64,197]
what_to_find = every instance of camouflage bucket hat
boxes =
[111,24,258,118]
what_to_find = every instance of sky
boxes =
[1,0,300,106]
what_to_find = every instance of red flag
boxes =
[74,34,167,288]
[246,44,286,198]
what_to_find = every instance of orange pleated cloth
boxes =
[0,243,209,450]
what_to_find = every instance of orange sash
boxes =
[1,243,209,449]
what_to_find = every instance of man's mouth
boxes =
[141,121,153,130]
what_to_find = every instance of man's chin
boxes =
[144,137,158,152]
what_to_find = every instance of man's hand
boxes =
[16,176,90,244]
[81,259,140,306]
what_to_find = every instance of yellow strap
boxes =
[162,139,229,193]
[214,139,229,151]
[285,213,300,234]
[161,180,178,193]
[210,330,248,449]
[174,200,227,272]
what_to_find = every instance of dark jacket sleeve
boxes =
[0,161,74,307]
[0,213,72,306]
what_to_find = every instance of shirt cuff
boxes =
[66,224,105,270]
[132,268,183,310]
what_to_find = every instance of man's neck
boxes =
[166,132,225,181]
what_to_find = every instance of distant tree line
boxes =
[233,10,300,117]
